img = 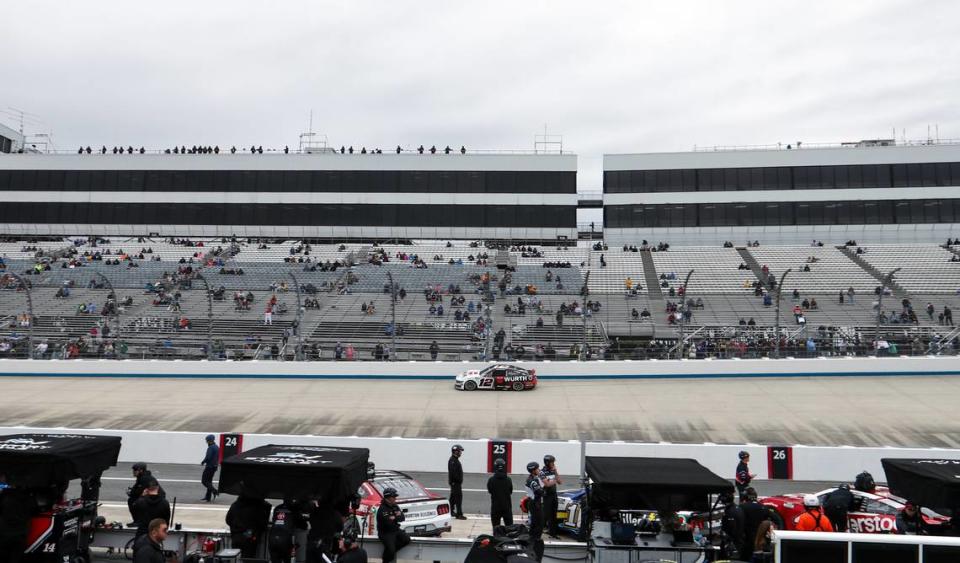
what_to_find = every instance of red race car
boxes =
[761,486,950,534]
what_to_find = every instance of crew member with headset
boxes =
[337,502,367,563]
[128,462,164,524]
[0,472,36,563]
[377,487,411,563]
[268,497,307,563]
[226,493,272,558]
[448,445,466,519]
[524,461,545,561]
[735,451,755,502]
[487,459,514,530]
[539,455,561,538]
[200,434,220,503]
[795,494,834,532]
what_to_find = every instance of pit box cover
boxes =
[219,444,370,501]
[882,458,960,510]
[0,433,122,487]
[586,456,734,513]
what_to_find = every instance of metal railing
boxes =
[692,138,960,153]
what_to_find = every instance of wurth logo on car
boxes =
[0,438,51,451]
[848,515,896,533]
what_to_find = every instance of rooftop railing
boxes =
[691,138,960,153]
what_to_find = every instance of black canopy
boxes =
[882,458,960,510]
[586,456,733,513]
[219,444,369,501]
[0,433,122,487]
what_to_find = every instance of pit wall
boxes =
[2,355,960,379]
[4,425,959,485]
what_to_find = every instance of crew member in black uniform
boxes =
[200,434,220,502]
[0,475,36,563]
[226,493,271,557]
[539,455,561,538]
[377,487,411,563]
[131,478,171,539]
[739,487,771,560]
[337,506,368,563]
[448,445,466,519]
[127,462,164,523]
[487,459,514,530]
[306,498,343,563]
[735,451,755,502]
[719,491,744,560]
[823,484,855,532]
[267,497,307,563]
[524,461,545,561]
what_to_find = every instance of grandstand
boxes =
[2,138,960,361]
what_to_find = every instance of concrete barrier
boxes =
[4,425,960,484]
[2,355,960,380]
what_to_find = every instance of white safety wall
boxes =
[3,425,959,484]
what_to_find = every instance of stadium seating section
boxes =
[3,237,960,360]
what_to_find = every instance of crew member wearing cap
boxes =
[525,461,545,561]
[377,487,411,563]
[127,462,164,525]
[540,455,561,538]
[735,451,755,502]
[132,478,171,539]
[200,434,220,502]
[448,445,466,519]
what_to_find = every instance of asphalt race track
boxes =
[3,374,960,447]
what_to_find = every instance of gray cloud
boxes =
[2,0,958,203]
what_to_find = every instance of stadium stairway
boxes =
[639,251,662,300]
[836,245,908,298]
[736,247,767,286]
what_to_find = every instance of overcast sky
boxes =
[2,0,958,194]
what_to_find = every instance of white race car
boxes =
[454,364,537,391]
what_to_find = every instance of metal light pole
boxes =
[676,270,693,360]
[194,274,214,360]
[581,271,590,361]
[875,267,901,356]
[773,269,792,359]
[386,271,397,361]
[288,272,303,360]
[6,272,34,359]
[92,271,119,343]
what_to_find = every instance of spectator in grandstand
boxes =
[430,340,439,360]
[264,305,273,325]
[334,342,343,360]
[945,306,954,326]
[345,344,356,361]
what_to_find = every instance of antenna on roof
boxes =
[534,124,564,154]
[299,110,331,154]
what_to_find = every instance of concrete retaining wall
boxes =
[2,355,960,380]
[4,425,960,485]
